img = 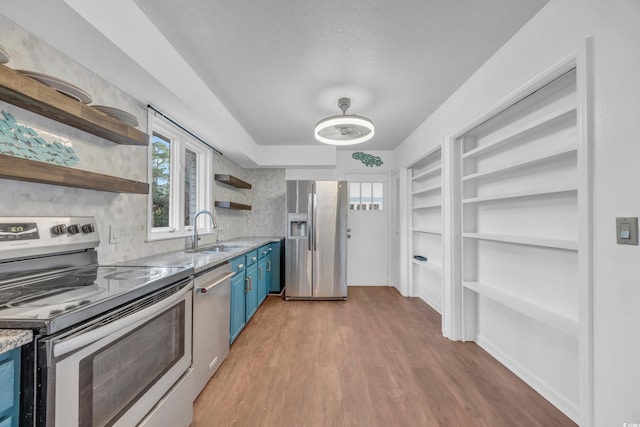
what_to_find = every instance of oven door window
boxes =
[78,301,185,427]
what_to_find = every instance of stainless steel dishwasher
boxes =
[192,263,235,400]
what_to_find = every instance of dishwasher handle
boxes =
[198,271,235,293]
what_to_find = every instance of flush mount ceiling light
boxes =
[314,98,374,145]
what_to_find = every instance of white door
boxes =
[346,173,389,286]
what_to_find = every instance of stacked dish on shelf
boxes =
[10,65,139,128]
[92,105,139,127]
[17,69,93,104]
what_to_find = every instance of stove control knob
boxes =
[67,224,81,235]
[82,224,95,234]
[51,224,67,235]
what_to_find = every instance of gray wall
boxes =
[0,14,284,264]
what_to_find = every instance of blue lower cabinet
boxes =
[245,263,258,320]
[257,256,268,305]
[265,253,272,298]
[0,347,20,427]
[229,255,246,344]
[229,243,282,344]
[229,272,247,344]
[269,241,282,293]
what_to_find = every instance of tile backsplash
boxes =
[0,13,285,264]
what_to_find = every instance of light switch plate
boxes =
[109,225,120,244]
[616,217,638,245]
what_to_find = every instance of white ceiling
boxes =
[132,0,549,150]
[0,0,548,161]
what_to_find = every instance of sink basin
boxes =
[187,244,244,254]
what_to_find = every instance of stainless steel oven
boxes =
[0,216,195,427]
[39,278,192,427]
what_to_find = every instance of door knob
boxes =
[347,234,351,239]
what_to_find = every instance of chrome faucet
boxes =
[192,210,218,251]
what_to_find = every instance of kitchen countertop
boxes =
[117,236,283,273]
[0,329,33,353]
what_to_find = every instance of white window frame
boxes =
[147,112,213,241]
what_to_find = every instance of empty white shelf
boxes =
[462,147,578,182]
[463,281,579,338]
[462,185,577,204]
[412,228,442,235]
[412,165,442,181]
[463,232,578,251]
[412,184,442,196]
[412,258,442,269]
[462,106,577,159]
[412,202,442,210]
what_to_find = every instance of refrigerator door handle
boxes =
[313,192,318,251]
[308,192,313,251]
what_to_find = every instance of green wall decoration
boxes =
[352,151,383,167]
[0,111,79,166]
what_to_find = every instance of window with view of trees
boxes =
[152,133,171,228]
[148,114,212,239]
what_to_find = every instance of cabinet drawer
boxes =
[258,244,271,259]
[245,250,258,266]
[229,256,246,274]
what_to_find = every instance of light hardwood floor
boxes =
[193,287,576,427]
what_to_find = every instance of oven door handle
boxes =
[52,280,192,358]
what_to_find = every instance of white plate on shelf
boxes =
[17,70,92,104]
[0,44,9,64]
[92,105,139,127]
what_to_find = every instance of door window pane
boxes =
[184,149,198,227]
[349,183,360,210]
[372,183,383,210]
[151,133,171,228]
[349,182,384,211]
[361,183,372,210]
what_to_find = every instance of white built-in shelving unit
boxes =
[457,68,581,419]
[409,146,443,312]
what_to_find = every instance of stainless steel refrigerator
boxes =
[285,180,348,300]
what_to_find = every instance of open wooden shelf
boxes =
[463,281,579,338]
[0,153,149,194]
[215,201,252,211]
[0,64,147,146]
[214,174,251,189]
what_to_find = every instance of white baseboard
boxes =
[475,334,579,423]
[419,291,442,314]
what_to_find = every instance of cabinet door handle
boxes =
[244,277,250,293]
[252,256,257,262]
[267,260,271,272]
[237,263,244,270]
[249,276,253,291]
[258,266,263,280]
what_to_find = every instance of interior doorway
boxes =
[345,173,389,286]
